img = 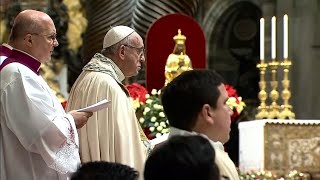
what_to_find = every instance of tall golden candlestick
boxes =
[256,62,269,119]
[279,59,295,119]
[279,14,295,119]
[268,16,280,119]
[256,18,269,119]
[268,61,280,119]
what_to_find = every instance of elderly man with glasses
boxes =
[0,10,93,180]
[67,25,149,178]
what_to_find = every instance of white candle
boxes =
[283,14,288,59]
[271,16,276,59]
[260,18,265,61]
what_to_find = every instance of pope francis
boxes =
[67,26,149,176]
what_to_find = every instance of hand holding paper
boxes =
[76,99,111,112]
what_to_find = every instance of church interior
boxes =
[1,0,320,179]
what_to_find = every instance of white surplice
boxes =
[0,49,80,180]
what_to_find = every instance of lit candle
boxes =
[260,18,265,61]
[271,16,276,60]
[283,14,288,59]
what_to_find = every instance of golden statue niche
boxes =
[164,29,192,86]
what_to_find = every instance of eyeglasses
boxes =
[123,44,145,57]
[31,33,57,43]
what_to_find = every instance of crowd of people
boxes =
[0,9,239,180]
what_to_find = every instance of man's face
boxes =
[123,33,145,77]
[31,18,58,63]
[211,84,234,143]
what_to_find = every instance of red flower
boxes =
[61,100,67,110]
[143,128,155,140]
[224,84,245,122]
[230,109,239,122]
[224,84,238,98]
[126,83,148,103]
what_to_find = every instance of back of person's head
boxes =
[144,135,220,180]
[71,161,139,180]
[161,69,225,131]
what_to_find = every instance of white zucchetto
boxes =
[103,26,135,48]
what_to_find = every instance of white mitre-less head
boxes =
[103,26,135,48]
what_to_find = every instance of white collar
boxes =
[169,126,225,150]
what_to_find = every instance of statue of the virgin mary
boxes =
[164,29,193,86]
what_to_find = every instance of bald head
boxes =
[9,10,53,42]
[8,9,58,63]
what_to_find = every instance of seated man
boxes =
[161,69,239,179]
[144,135,220,180]
[71,161,139,180]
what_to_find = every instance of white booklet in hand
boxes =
[76,99,111,112]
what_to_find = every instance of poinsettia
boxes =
[225,84,246,122]
[126,83,148,111]
[126,83,169,139]
[126,83,148,103]
[225,84,238,98]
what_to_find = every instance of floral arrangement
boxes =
[225,84,246,122]
[126,84,168,139]
[239,170,310,180]
[139,89,169,139]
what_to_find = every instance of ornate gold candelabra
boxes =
[279,59,295,119]
[256,62,269,119]
[256,14,295,120]
[267,60,280,119]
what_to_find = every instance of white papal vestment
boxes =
[67,53,148,177]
